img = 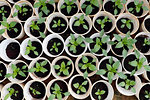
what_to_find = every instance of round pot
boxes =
[116,13,139,35]
[69,13,92,35]
[141,15,150,32]
[93,11,116,34]
[24,80,47,100]
[142,63,150,81]
[64,34,87,57]
[28,57,51,81]
[75,53,98,77]
[7,60,29,83]
[51,56,74,80]
[20,37,43,60]
[46,12,68,34]
[42,34,64,57]
[0,39,21,62]
[0,61,7,83]
[98,56,122,81]
[68,74,92,99]
[87,33,111,56]
[125,0,149,18]
[46,79,69,100]
[90,80,114,100]
[24,16,47,38]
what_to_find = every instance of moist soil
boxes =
[90,37,107,54]
[104,1,121,15]
[94,16,112,32]
[135,35,150,53]
[7,23,22,38]
[50,17,67,33]
[71,76,89,95]
[92,82,108,100]
[50,80,68,99]
[33,59,50,78]
[0,5,11,21]
[13,0,20,2]
[18,5,33,21]
[72,19,89,34]
[145,18,150,32]
[47,38,64,55]
[6,42,20,59]
[29,81,46,99]
[127,2,143,16]
[30,21,45,37]
[10,84,23,100]
[139,84,150,100]
[55,59,72,77]
[28,41,42,58]
[0,63,6,81]
[61,3,78,16]
[117,18,134,34]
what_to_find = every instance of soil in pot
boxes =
[94,16,112,32]
[47,38,64,55]
[29,81,46,99]
[127,2,143,16]
[38,4,54,17]
[50,17,67,33]
[30,21,45,37]
[9,84,24,100]
[117,18,134,34]
[7,22,22,38]
[0,5,11,21]
[18,5,33,21]
[33,59,50,78]
[54,59,72,77]
[71,76,89,95]
[146,71,150,80]
[145,18,150,32]
[92,82,108,100]
[135,35,150,53]
[61,3,78,16]
[0,63,6,81]
[139,84,150,100]
[27,41,42,58]
[6,42,20,59]
[50,80,68,98]
[13,0,20,2]
[104,1,121,15]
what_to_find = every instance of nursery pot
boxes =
[142,63,150,81]
[0,61,7,83]
[141,15,150,32]
[7,0,22,4]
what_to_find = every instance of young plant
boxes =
[4,88,18,100]
[29,87,41,95]
[50,42,61,53]
[0,7,7,18]
[28,60,48,74]
[145,90,150,99]
[143,38,150,46]
[34,0,55,16]
[5,64,27,79]
[78,56,97,78]
[120,19,133,33]
[53,60,72,76]
[52,19,65,28]
[48,83,70,100]
[0,70,3,77]
[111,0,126,15]
[74,14,88,30]
[25,40,39,56]
[73,80,88,94]
[81,0,99,15]
[95,89,106,100]
[61,0,77,14]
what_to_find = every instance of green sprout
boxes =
[0,70,3,77]
[4,88,18,100]
[95,89,106,100]
[0,7,7,18]
[50,42,61,53]
[145,90,150,99]
[29,87,41,95]
[143,38,150,46]
[120,19,133,33]
[52,19,65,28]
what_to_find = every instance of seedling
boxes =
[143,38,150,46]
[111,0,126,15]
[73,80,88,94]
[120,19,133,33]
[48,83,70,100]
[50,42,61,53]
[4,88,18,100]
[81,0,99,15]
[128,0,148,14]
[96,16,112,29]
[0,70,3,77]
[34,0,55,16]
[61,0,77,14]
[52,19,65,28]
[25,40,39,56]
[95,89,106,100]
[0,7,7,18]
[29,87,41,95]
[78,56,97,78]
[5,64,27,79]
[145,90,150,99]
[53,60,71,76]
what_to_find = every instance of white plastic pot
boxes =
[8,0,23,4]
[141,15,150,32]
[142,63,150,81]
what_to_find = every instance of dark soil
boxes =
[13,0,20,2]
[0,5,11,21]
[145,18,150,32]
[139,84,150,100]
[0,63,6,81]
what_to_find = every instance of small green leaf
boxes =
[119,82,125,87]
[82,56,88,63]
[96,69,106,75]
[85,5,92,15]
[73,83,79,88]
